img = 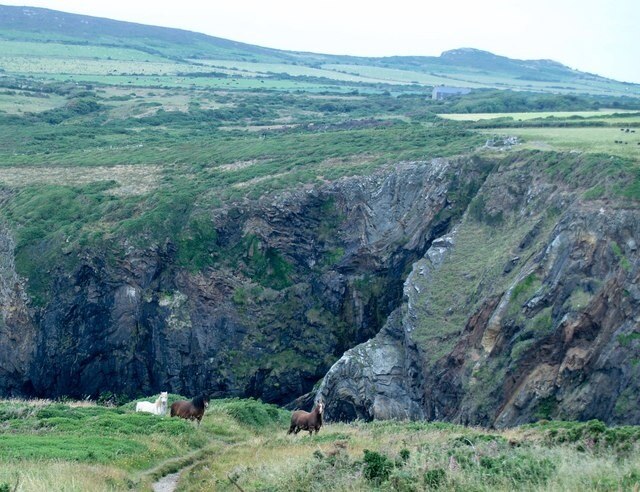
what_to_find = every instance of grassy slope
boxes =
[1,6,639,96]
[1,398,639,491]
[488,127,640,160]
[438,110,640,121]
[0,398,288,491]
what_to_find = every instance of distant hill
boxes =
[0,4,638,97]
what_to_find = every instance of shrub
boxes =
[363,449,394,483]
[424,468,446,489]
[478,452,556,486]
[211,398,288,428]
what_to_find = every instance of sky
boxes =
[2,0,639,83]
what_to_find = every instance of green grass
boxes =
[0,397,286,491]
[482,127,640,160]
[323,63,479,86]
[177,418,640,491]
[193,59,390,84]
[0,39,170,61]
[3,398,640,491]
[0,90,66,114]
[439,109,639,121]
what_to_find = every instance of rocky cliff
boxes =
[0,157,488,404]
[2,150,639,427]
[319,152,640,426]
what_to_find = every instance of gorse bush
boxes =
[210,398,289,428]
[478,453,556,486]
[424,468,446,489]
[363,449,394,483]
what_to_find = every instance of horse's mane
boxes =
[191,394,208,409]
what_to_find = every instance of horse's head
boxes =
[317,400,325,415]
[160,392,168,404]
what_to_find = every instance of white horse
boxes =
[135,391,168,416]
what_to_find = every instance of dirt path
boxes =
[152,471,181,492]
[138,442,221,492]
[143,439,250,491]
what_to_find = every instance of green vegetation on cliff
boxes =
[1,3,640,426]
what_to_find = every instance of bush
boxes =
[363,449,394,483]
[478,452,556,486]
[424,468,446,489]
[211,398,288,428]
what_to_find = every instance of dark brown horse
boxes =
[170,395,209,424]
[288,400,324,436]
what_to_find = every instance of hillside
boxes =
[0,3,639,436]
[1,5,639,96]
[2,398,639,491]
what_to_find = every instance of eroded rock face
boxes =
[0,158,486,403]
[318,309,425,421]
[5,151,638,427]
[320,158,640,426]
[0,224,35,395]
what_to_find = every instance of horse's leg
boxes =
[287,424,295,434]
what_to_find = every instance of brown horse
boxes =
[170,394,209,424]
[288,400,324,436]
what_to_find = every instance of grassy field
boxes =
[438,109,640,121]
[484,127,640,160]
[0,39,169,61]
[1,398,639,491]
[193,59,392,84]
[0,397,287,491]
[0,90,66,114]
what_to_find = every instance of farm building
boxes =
[432,86,472,100]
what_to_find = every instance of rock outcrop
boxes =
[0,157,487,403]
[3,150,639,427]
[319,154,640,426]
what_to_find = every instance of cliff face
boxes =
[3,151,639,426]
[319,154,640,426]
[0,158,487,404]
[0,223,35,394]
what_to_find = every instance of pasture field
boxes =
[438,109,640,122]
[0,57,209,77]
[321,63,482,87]
[0,39,170,62]
[193,59,392,84]
[18,72,366,92]
[483,127,640,160]
[1,398,639,491]
[0,397,287,491]
[181,419,640,492]
[321,65,640,97]
[0,90,66,114]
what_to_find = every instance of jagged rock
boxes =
[319,156,640,426]
[4,151,639,428]
[0,157,486,403]
[318,310,424,421]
